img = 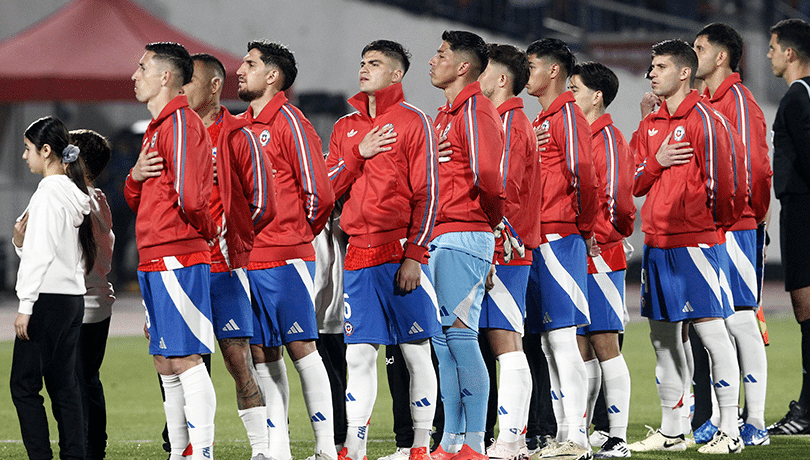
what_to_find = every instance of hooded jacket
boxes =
[15,174,91,315]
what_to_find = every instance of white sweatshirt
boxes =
[15,174,91,315]
[83,188,115,323]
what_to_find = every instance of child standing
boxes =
[11,116,96,460]
[71,129,115,460]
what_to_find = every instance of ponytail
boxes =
[24,116,96,274]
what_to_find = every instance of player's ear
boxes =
[391,68,404,84]
[211,76,222,95]
[548,62,560,79]
[498,72,508,89]
[593,89,603,108]
[457,60,471,77]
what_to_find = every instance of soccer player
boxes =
[183,52,277,459]
[475,43,541,460]
[126,42,219,460]
[568,61,636,458]
[524,37,599,460]
[428,30,505,460]
[692,23,772,446]
[766,18,810,436]
[628,39,744,454]
[236,40,337,460]
[326,39,440,460]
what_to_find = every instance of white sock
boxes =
[179,363,216,460]
[600,355,631,441]
[726,310,768,430]
[682,336,695,434]
[239,406,270,457]
[255,360,291,460]
[494,351,532,444]
[541,333,565,442]
[693,319,740,438]
[584,358,601,430]
[295,351,338,458]
[345,343,379,460]
[160,373,189,458]
[649,320,686,437]
[545,327,588,447]
[400,340,438,447]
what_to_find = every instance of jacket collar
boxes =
[704,72,742,103]
[497,96,524,116]
[438,81,483,115]
[150,94,190,128]
[654,89,702,120]
[591,113,614,134]
[246,91,289,125]
[537,91,576,119]
[348,82,406,119]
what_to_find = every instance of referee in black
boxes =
[767,17,810,436]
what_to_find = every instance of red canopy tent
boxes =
[0,0,244,101]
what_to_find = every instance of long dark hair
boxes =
[24,116,96,274]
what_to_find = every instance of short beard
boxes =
[238,87,264,102]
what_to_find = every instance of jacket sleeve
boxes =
[169,114,217,240]
[124,172,143,212]
[404,112,440,263]
[502,112,532,227]
[465,97,505,229]
[694,108,738,228]
[326,120,365,200]
[631,119,665,197]
[15,194,62,314]
[744,100,773,222]
[281,112,335,237]
[715,112,747,228]
[563,106,598,236]
[233,127,276,234]
[611,129,637,237]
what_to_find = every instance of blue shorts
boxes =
[139,264,215,357]
[480,264,530,334]
[428,232,494,333]
[211,268,254,339]
[724,229,758,308]
[248,260,319,347]
[640,244,734,322]
[578,270,626,335]
[343,263,441,345]
[526,234,589,334]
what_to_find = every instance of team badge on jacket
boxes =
[673,125,686,141]
[540,120,550,131]
[150,132,158,148]
[436,122,452,138]
[259,129,271,146]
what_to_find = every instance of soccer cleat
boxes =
[767,400,810,435]
[594,437,630,458]
[378,448,410,460]
[589,430,609,448]
[409,447,431,460]
[627,428,687,452]
[529,437,560,459]
[533,440,591,459]
[694,419,719,444]
[431,446,455,460]
[485,439,522,460]
[696,431,743,454]
[339,448,367,460]
[448,444,487,460]
[739,423,770,446]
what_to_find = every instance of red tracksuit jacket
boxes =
[327,83,439,263]
[125,95,217,262]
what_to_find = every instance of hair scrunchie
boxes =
[62,144,80,164]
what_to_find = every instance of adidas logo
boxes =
[347,129,358,138]
[682,301,694,313]
[159,337,167,349]
[440,306,450,317]
[222,319,240,332]
[408,322,424,335]
[551,390,559,401]
[287,322,304,334]
[311,412,327,422]
[187,421,195,429]
[648,128,659,136]
[743,374,758,383]
[714,379,731,388]
[461,388,473,397]
[411,397,431,408]
[346,393,356,402]
[267,418,275,428]
[498,406,508,415]
[543,312,552,324]
[608,405,621,414]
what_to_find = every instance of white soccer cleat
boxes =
[535,440,592,459]
[627,427,687,452]
[376,448,410,460]
[696,431,743,454]
[486,439,524,460]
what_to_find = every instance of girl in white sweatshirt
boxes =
[10,116,96,460]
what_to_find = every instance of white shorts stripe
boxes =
[488,272,525,335]
[592,272,625,325]
[235,267,251,299]
[539,241,590,321]
[454,278,484,325]
[289,259,315,302]
[686,246,723,306]
[159,270,215,351]
[419,270,442,323]
[725,232,758,301]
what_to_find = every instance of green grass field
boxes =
[2,316,809,459]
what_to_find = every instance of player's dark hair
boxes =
[771,18,810,64]
[362,40,411,75]
[191,53,226,84]
[652,39,699,85]
[442,30,489,76]
[145,42,193,86]
[487,43,529,96]
[247,40,298,91]
[70,129,111,184]
[24,117,96,273]
[696,23,743,72]
[526,38,576,77]
[572,62,619,108]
